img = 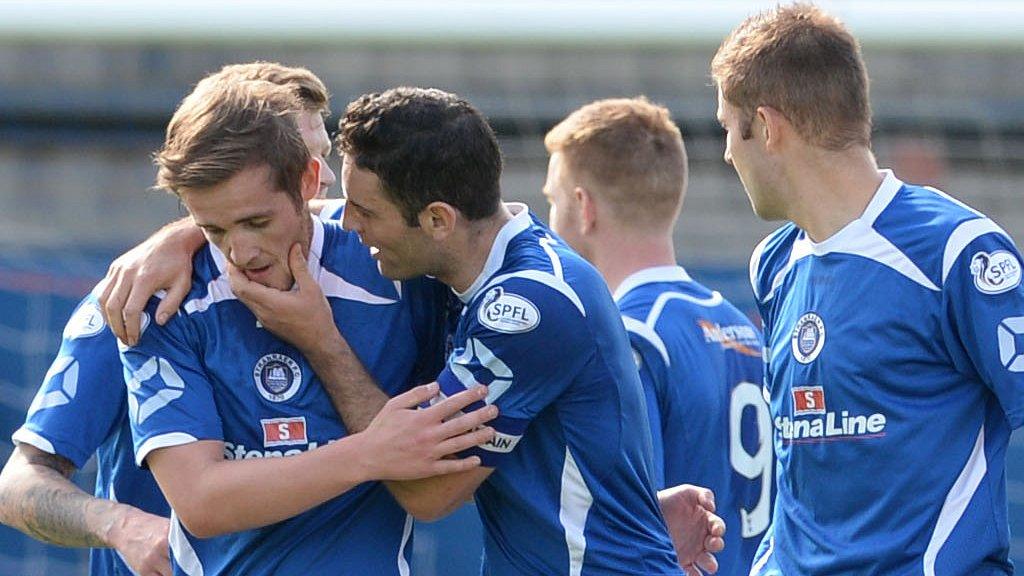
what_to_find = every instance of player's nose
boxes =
[320,161,337,190]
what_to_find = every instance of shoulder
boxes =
[315,219,403,304]
[749,223,802,303]
[875,182,1014,289]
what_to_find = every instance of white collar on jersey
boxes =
[612,265,692,303]
[454,202,532,304]
[209,213,326,278]
[797,168,903,255]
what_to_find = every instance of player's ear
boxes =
[575,186,597,235]
[757,105,788,152]
[299,158,320,203]
[419,201,458,240]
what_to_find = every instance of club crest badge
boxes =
[791,312,825,364]
[970,250,1021,295]
[253,353,303,402]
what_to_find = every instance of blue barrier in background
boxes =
[0,250,1019,574]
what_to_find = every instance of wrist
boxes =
[100,504,134,550]
[332,432,375,484]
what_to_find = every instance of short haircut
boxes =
[711,3,872,150]
[154,79,310,206]
[545,97,687,228]
[339,87,502,226]
[214,61,330,117]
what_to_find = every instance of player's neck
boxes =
[441,204,514,294]
[787,146,882,243]
[589,230,677,296]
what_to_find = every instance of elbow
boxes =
[172,503,232,539]
[397,495,463,522]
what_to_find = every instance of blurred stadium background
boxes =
[0,1,1021,573]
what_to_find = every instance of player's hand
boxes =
[658,484,726,575]
[108,509,172,576]
[362,383,497,481]
[99,218,203,346]
[227,242,336,355]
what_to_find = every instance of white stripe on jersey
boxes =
[648,290,724,321]
[859,169,903,225]
[748,534,774,576]
[319,268,398,305]
[923,424,988,576]
[483,270,586,316]
[135,432,199,467]
[183,275,236,315]
[29,356,78,413]
[750,234,774,303]
[762,237,813,304]
[622,316,670,367]
[11,427,56,454]
[170,510,205,576]
[540,235,564,280]
[942,218,1010,284]
[558,447,593,576]
[397,513,413,576]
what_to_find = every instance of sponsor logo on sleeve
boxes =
[997,316,1024,372]
[970,251,1022,294]
[253,353,303,403]
[63,302,106,340]
[261,417,308,447]
[477,287,540,334]
[791,312,825,364]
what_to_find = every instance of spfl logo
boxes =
[970,251,1021,295]
[478,287,540,334]
[253,353,303,403]
[791,312,825,364]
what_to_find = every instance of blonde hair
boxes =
[155,79,309,204]
[711,3,872,150]
[544,97,686,228]
[213,61,330,116]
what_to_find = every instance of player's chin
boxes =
[376,258,422,282]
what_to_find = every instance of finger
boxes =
[288,243,315,291]
[97,273,115,311]
[425,385,489,419]
[699,487,717,513]
[435,426,496,456]
[704,527,726,552]
[695,551,719,574]
[156,275,190,326]
[682,566,701,576]
[226,264,270,315]
[437,404,498,438]
[387,383,441,410]
[104,273,131,343]
[430,455,482,475]
[708,513,726,537]
[122,291,148,347]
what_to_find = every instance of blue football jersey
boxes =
[749,170,1024,575]
[12,288,171,576]
[615,265,770,576]
[434,204,681,576]
[121,216,447,576]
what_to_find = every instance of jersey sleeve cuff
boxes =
[136,432,199,467]
[11,426,93,469]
